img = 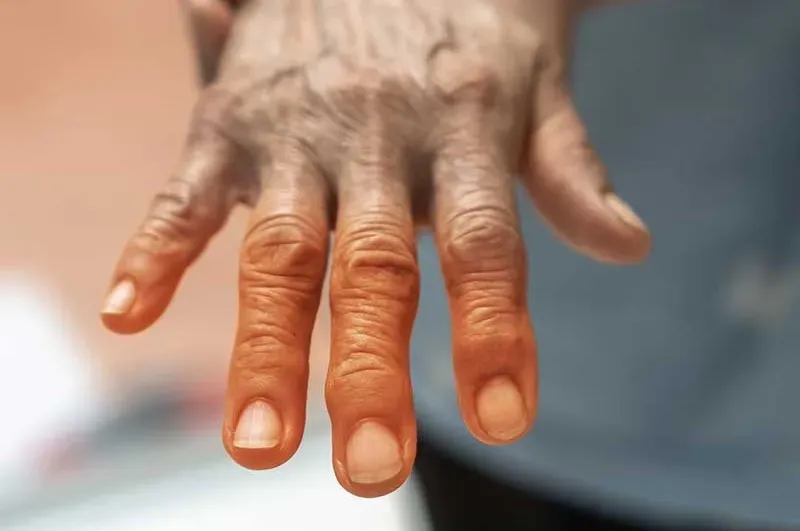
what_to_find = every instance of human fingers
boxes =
[432,107,538,446]
[326,127,419,498]
[525,72,651,264]
[101,94,253,334]
[224,146,330,470]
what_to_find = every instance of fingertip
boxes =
[527,181,652,265]
[473,376,533,445]
[100,299,168,335]
[560,223,652,266]
[332,422,414,499]
[101,278,136,317]
[336,471,411,499]
[604,193,645,231]
[233,400,282,449]
[224,444,298,472]
[100,310,147,336]
[100,277,146,335]
[99,270,181,335]
[529,100,652,265]
[222,400,303,471]
[588,193,652,264]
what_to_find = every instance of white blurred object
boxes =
[4,435,430,531]
[0,273,428,531]
[0,273,107,495]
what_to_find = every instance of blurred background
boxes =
[0,1,425,529]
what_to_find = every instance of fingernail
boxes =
[346,421,403,485]
[234,400,281,449]
[605,194,646,231]
[102,279,136,315]
[476,376,528,441]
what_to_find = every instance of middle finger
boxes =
[327,124,419,498]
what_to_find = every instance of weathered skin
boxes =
[102,0,650,498]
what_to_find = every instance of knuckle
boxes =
[328,70,406,101]
[510,23,543,57]
[317,68,419,136]
[329,352,399,383]
[442,205,527,309]
[152,180,195,217]
[234,332,306,384]
[129,222,176,256]
[241,213,327,290]
[460,288,521,327]
[335,220,419,300]
[454,64,499,102]
[132,181,221,258]
[325,351,403,399]
[444,205,523,268]
[149,180,219,231]
[129,226,198,264]
[457,325,532,374]
[430,48,499,106]
[537,110,602,178]
[237,309,302,354]
[336,307,406,353]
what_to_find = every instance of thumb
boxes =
[524,84,651,264]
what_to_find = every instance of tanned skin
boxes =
[102,0,650,498]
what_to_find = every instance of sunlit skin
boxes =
[101,0,650,498]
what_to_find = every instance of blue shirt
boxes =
[411,1,800,527]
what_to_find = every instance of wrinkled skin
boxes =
[102,0,650,498]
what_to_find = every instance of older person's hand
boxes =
[102,0,650,498]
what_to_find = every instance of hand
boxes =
[102,0,650,498]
